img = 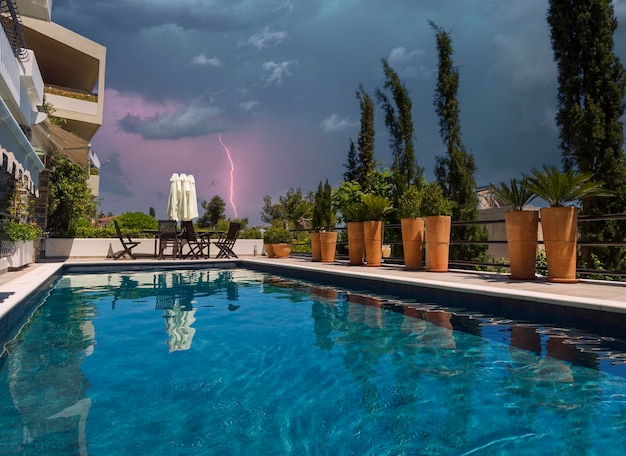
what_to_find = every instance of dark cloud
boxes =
[50,0,626,220]
[117,100,222,140]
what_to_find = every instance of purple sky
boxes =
[51,0,626,225]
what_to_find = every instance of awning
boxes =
[0,98,45,195]
[31,120,91,167]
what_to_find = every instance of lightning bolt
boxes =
[218,133,238,219]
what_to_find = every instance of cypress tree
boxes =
[547,0,626,269]
[375,59,422,202]
[343,138,359,182]
[356,83,375,190]
[430,21,486,262]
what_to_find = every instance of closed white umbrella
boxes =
[184,174,199,221]
[166,173,182,221]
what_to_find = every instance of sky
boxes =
[50,0,626,225]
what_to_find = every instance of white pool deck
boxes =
[1,256,626,323]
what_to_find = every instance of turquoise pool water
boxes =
[1,267,626,455]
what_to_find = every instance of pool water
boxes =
[1,267,626,455]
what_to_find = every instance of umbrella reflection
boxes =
[163,304,197,352]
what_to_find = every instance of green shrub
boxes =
[74,226,116,238]
[115,212,158,231]
[264,227,292,244]
[420,182,454,217]
[2,222,43,242]
[239,227,263,239]
[398,185,424,218]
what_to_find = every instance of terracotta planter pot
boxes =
[319,231,338,263]
[401,217,425,270]
[540,206,579,283]
[310,232,322,261]
[425,216,451,272]
[265,243,276,258]
[363,221,384,267]
[272,243,292,258]
[505,210,539,280]
[346,221,365,266]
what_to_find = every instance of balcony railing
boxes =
[289,213,626,280]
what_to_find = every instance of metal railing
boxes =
[291,213,626,280]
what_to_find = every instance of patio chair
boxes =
[213,222,241,259]
[113,220,141,260]
[178,220,207,259]
[158,220,179,259]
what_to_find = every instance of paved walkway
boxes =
[1,257,625,321]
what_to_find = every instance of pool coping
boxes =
[1,257,625,348]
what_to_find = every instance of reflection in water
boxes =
[4,288,95,455]
[163,304,197,352]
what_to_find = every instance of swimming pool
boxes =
[1,266,626,455]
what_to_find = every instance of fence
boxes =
[292,213,626,280]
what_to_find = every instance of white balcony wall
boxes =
[16,0,52,22]
[19,50,44,123]
[45,92,98,118]
[0,29,21,111]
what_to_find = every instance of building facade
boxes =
[0,0,106,229]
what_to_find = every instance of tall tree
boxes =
[261,187,312,228]
[548,0,626,269]
[375,59,421,201]
[47,156,97,235]
[355,83,376,189]
[198,195,226,228]
[343,138,359,182]
[431,21,486,261]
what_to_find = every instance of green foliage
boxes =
[343,138,359,182]
[548,0,626,269]
[149,207,156,218]
[198,195,226,228]
[420,182,453,217]
[340,202,368,223]
[2,222,43,242]
[115,212,158,231]
[375,59,422,199]
[523,165,612,207]
[239,227,263,239]
[361,194,394,221]
[264,226,292,244]
[261,188,312,228]
[488,178,537,210]
[398,185,424,218]
[312,180,335,230]
[47,156,97,235]
[365,165,395,200]
[355,83,376,188]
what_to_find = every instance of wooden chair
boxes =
[213,222,241,259]
[178,220,207,259]
[158,220,179,259]
[113,220,141,260]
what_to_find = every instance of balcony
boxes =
[15,0,52,22]
[0,23,21,118]
[21,16,106,141]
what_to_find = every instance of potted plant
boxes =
[264,226,292,258]
[361,194,394,267]
[489,178,538,280]
[340,201,367,266]
[313,179,338,263]
[523,165,611,283]
[421,182,454,272]
[311,182,324,261]
[398,185,425,270]
[2,221,43,269]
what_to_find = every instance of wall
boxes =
[44,238,264,259]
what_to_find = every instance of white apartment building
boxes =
[0,0,105,227]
